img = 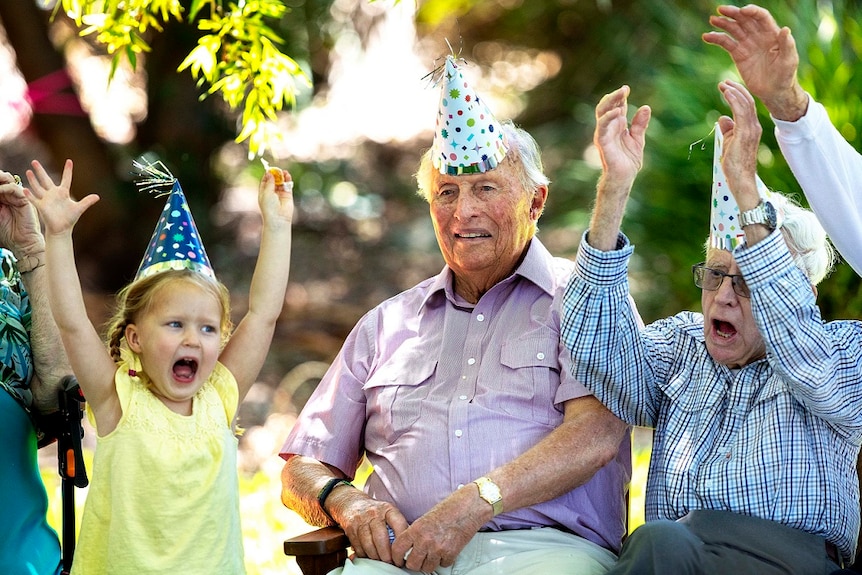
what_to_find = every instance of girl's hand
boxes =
[259,167,294,229]
[24,159,100,236]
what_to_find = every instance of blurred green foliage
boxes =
[416,0,862,322]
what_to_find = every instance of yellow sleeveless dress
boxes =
[71,351,245,574]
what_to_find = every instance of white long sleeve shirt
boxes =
[773,96,862,275]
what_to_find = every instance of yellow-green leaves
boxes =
[59,0,311,158]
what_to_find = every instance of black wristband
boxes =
[317,477,352,521]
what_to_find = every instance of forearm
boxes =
[280,455,347,527]
[587,173,632,251]
[738,232,862,426]
[247,223,291,323]
[223,223,291,397]
[487,397,627,513]
[44,234,95,342]
[774,99,862,275]
[21,263,70,412]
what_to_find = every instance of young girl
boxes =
[24,159,293,574]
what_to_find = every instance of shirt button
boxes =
[476,314,485,322]
[459,395,468,400]
[467,358,476,365]
[455,429,463,437]
[536,352,545,360]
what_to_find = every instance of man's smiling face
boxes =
[428,154,544,297]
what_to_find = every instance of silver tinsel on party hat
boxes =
[132,159,215,281]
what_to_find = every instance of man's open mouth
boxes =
[714,319,737,339]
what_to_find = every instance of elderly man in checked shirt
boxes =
[280,116,633,574]
[562,79,862,575]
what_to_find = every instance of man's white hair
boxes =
[705,192,837,286]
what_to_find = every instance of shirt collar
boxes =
[418,238,556,311]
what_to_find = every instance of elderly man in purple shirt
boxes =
[280,56,631,575]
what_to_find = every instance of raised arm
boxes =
[703,4,809,121]
[24,160,120,430]
[218,168,293,402]
[717,80,769,247]
[588,85,651,251]
[0,169,69,412]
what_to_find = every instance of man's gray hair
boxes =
[414,120,550,202]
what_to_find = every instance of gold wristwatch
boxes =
[473,476,503,516]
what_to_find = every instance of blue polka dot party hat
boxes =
[710,125,773,251]
[431,55,508,175]
[132,159,216,281]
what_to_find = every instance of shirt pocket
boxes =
[363,348,437,444]
[499,328,561,426]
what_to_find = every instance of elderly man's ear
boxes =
[530,186,549,220]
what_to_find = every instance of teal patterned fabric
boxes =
[0,247,34,415]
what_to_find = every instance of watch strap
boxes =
[739,202,765,227]
[317,477,352,522]
[473,476,503,516]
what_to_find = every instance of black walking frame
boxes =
[37,375,89,575]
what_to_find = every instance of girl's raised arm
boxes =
[25,159,123,432]
[218,168,293,402]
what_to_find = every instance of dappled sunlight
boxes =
[0,28,28,142]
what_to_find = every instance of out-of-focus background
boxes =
[3,0,860,573]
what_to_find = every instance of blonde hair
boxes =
[105,269,233,362]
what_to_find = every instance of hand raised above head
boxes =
[258,165,294,228]
[24,159,100,237]
[593,85,651,188]
[717,80,762,207]
[703,4,807,121]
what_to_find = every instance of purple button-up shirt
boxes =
[281,238,631,552]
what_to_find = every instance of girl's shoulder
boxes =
[208,361,239,424]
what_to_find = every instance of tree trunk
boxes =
[0,2,134,291]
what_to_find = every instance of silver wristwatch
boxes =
[739,200,778,231]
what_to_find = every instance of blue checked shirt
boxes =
[562,230,862,564]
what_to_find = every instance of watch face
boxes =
[763,201,778,229]
[480,481,501,500]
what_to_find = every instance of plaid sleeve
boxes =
[562,232,661,426]
[736,231,862,434]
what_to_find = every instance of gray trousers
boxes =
[607,510,843,575]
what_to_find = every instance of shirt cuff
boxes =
[772,93,826,143]
[575,230,634,286]
[732,229,798,291]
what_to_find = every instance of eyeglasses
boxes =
[691,263,750,298]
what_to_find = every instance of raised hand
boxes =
[594,85,651,188]
[259,167,294,230]
[703,4,808,121]
[587,85,651,251]
[0,170,43,257]
[717,79,762,208]
[24,160,100,237]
